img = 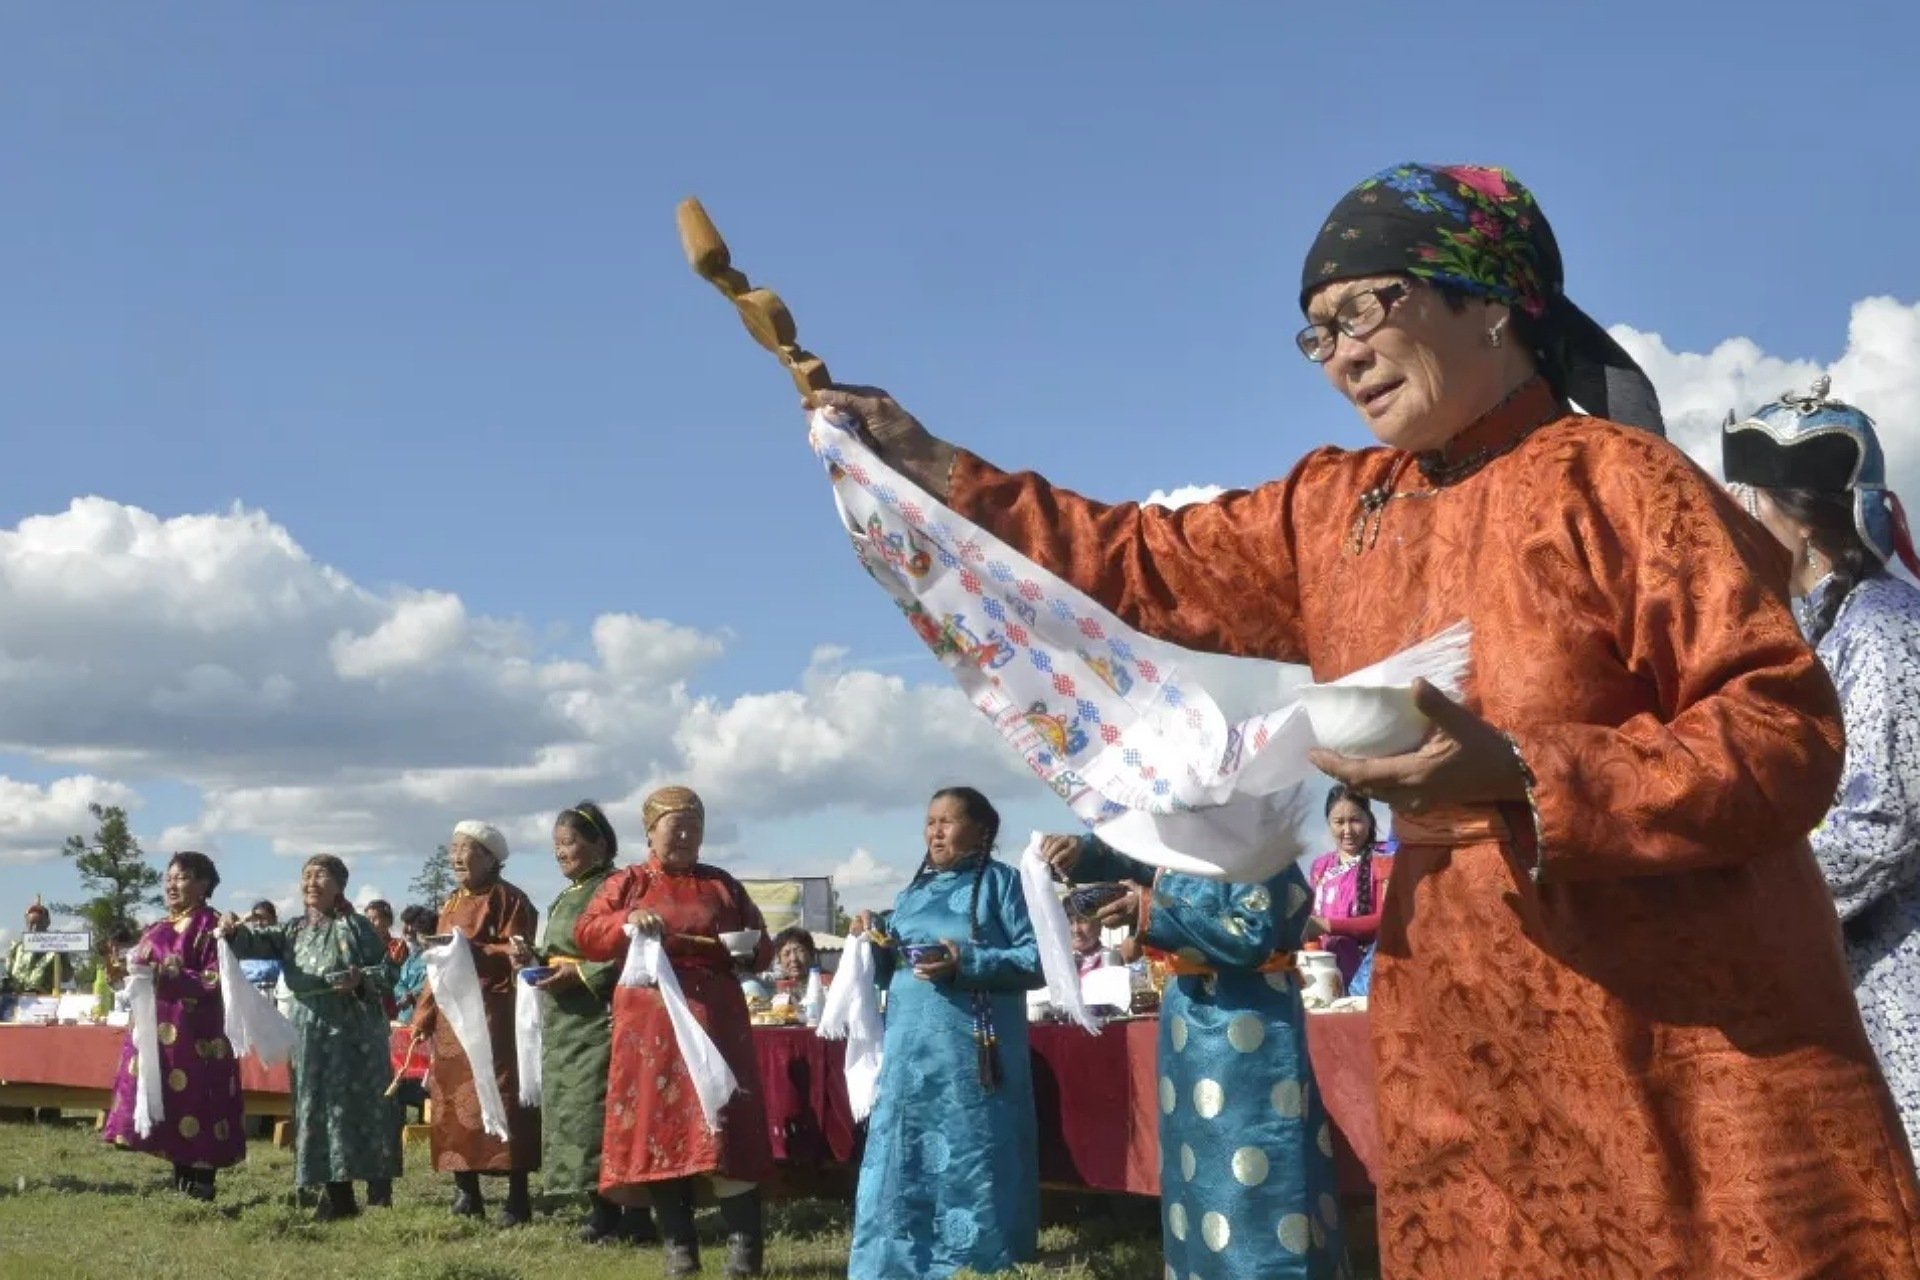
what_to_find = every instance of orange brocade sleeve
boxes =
[947,448,1324,664]
[1505,434,1846,879]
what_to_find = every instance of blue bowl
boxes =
[902,944,948,967]
[519,966,557,986]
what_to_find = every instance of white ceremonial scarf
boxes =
[814,933,885,1121]
[424,928,510,1140]
[217,938,297,1068]
[1017,834,1101,1034]
[125,966,165,1137]
[618,925,738,1132]
[514,979,547,1108]
[808,407,1472,881]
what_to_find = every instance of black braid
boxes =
[1325,783,1380,917]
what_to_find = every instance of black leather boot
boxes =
[314,1180,359,1221]
[499,1172,533,1227]
[170,1163,192,1195]
[622,1203,661,1244]
[451,1171,484,1218]
[365,1178,392,1208]
[579,1191,623,1244]
[185,1168,216,1202]
[648,1179,701,1278]
[718,1188,764,1278]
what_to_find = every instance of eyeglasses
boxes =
[1295,281,1412,363]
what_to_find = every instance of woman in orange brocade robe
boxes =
[411,820,542,1225]
[811,163,1920,1279]
[573,786,775,1280]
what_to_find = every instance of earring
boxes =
[1487,317,1508,348]
[1805,543,1821,570]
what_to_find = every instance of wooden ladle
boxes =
[675,198,832,404]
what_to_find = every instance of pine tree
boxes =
[55,803,161,961]
[411,844,454,909]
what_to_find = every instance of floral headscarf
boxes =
[1301,162,1664,436]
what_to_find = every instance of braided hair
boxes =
[914,786,1002,943]
[1324,784,1380,916]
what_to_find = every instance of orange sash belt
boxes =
[1390,804,1515,848]
[1160,951,1298,979]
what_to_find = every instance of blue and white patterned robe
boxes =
[848,857,1042,1279]
[1802,572,1920,1148]
[1079,838,1345,1280]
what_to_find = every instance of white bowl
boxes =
[1299,683,1429,758]
[719,929,763,955]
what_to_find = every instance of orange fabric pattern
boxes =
[950,377,1920,1278]
[413,879,542,1173]
[572,859,776,1198]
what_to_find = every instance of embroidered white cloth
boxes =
[1017,834,1101,1034]
[809,407,1472,880]
[424,928,510,1140]
[618,925,738,1132]
[217,938,297,1068]
[125,966,164,1138]
[814,932,885,1121]
[514,980,547,1108]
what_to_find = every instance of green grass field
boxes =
[0,1118,1167,1280]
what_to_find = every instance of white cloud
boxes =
[1144,484,1227,509]
[1611,295,1920,504]
[828,847,911,912]
[331,591,468,680]
[0,499,1011,869]
[669,646,1025,820]
[0,775,142,863]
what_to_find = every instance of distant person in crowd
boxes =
[5,902,58,994]
[1725,380,1920,1148]
[103,853,247,1199]
[237,900,282,994]
[573,786,775,1279]
[392,905,434,1024]
[1304,785,1395,988]
[848,787,1043,1280]
[411,821,541,1226]
[102,923,141,1014]
[770,926,818,984]
[1044,827,1344,1279]
[363,899,407,1019]
[513,801,656,1245]
[1067,908,1118,977]
[222,855,401,1219]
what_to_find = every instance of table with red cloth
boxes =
[0,1022,427,1115]
[2,1012,1378,1197]
[754,1011,1378,1197]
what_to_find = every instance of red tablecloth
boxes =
[3,1012,1378,1197]
[753,1013,1377,1196]
[0,1023,426,1095]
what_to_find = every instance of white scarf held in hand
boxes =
[809,407,1472,881]
[125,966,165,1138]
[1016,833,1102,1034]
[514,979,547,1108]
[619,925,738,1132]
[814,932,885,1121]
[424,928,510,1140]
[216,938,297,1068]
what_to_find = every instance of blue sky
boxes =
[2,5,1917,940]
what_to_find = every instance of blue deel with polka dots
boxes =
[1080,839,1347,1280]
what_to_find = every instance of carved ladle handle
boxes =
[676,198,832,403]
